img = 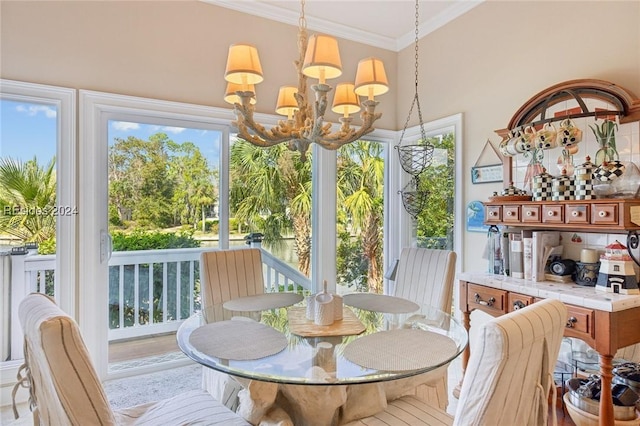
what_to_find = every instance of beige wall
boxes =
[0,0,397,128]
[395,0,640,271]
[2,0,639,272]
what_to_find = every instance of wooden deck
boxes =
[108,332,179,363]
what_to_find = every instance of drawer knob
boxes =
[572,211,579,217]
[548,210,555,217]
[526,211,533,217]
[489,211,496,217]
[566,316,577,328]
[599,211,607,217]
[507,211,513,216]
[513,300,526,310]
[475,293,495,307]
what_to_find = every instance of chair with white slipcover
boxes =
[388,247,457,410]
[346,298,567,426]
[199,248,265,409]
[15,292,249,426]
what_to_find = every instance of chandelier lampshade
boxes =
[224,82,256,105]
[224,44,264,86]
[275,86,299,119]
[223,0,387,161]
[302,34,342,84]
[354,57,389,100]
[331,82,360,117]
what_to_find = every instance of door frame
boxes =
[79,90,237,378]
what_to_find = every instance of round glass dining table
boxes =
[176,293,468,425]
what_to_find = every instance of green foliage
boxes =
[0,156,57,243]
[38,237,56,254]
[336,231,368,292]
[108,133,217,230]
[111,229,201,251]
[197,219,218,233]
[415,133,455,250]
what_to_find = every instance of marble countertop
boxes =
[458,272,640,312]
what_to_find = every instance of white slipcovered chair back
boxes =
[17,293,250,426]
[18,293,118,425]
[394,248,456,314]
[344,298,568,426]
[200,248,264,323]
[453,298,567,426]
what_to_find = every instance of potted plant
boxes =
[590,119,618,166]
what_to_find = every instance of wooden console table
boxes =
[458,271,640,426]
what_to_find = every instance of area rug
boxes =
[104,364,201,409]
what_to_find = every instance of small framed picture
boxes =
[471,164,503,184]
[466,200,489,233]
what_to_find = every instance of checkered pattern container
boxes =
[532,169,553,201]
[574,156,595,200]
[594,160,626,182]
[552,173,575,201]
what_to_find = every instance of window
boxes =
[0,79,75,363]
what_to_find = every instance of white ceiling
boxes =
[203,0,483,52]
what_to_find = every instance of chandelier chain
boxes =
[399,0,427,144]
[299,0,307,30]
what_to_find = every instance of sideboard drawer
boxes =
[486,206,502,223]
[522,205,541,223]
[564,304,595,341]
[508,292,535,312]
[592,204,618,225]
[542,204,564,224]
[503,205,521,223]
[468,284,507,315]
[566,204,590,225]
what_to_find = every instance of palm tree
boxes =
[229,140,312,276]
[0,156,57,243]
[338,141,384,293]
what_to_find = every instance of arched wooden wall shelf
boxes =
[495,79,640,183]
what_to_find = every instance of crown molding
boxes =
[202,0,482,52]
[396,1,483,51]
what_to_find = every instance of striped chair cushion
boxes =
[391,248,457,411]
[453,298,567,426]
[343,396,453,426]
[18,293,250,426]
[346,299,567,426]
[114,389,250,425]
[19,293,116,425]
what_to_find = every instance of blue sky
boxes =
[1,99,222,168]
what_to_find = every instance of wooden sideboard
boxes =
[458,270,640,426]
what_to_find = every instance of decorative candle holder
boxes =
[573,261,600,286]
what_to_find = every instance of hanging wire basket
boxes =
[399,182,429,219]
[397,144,434,178]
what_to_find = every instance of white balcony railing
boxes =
[2,246,310,361]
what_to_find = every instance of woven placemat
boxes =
[223,293,303,312]
[343,329,458,371]
[343,293,419,314]
[189,320,287,360]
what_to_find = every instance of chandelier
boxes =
[223,0,388,162]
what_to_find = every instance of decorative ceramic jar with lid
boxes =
[532,167,553,201]
[573,156,595,200]
[501,182,528,197]
[552,169,574,201]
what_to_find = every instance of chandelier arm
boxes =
[233,95,300,145]
[313,102,381,148]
